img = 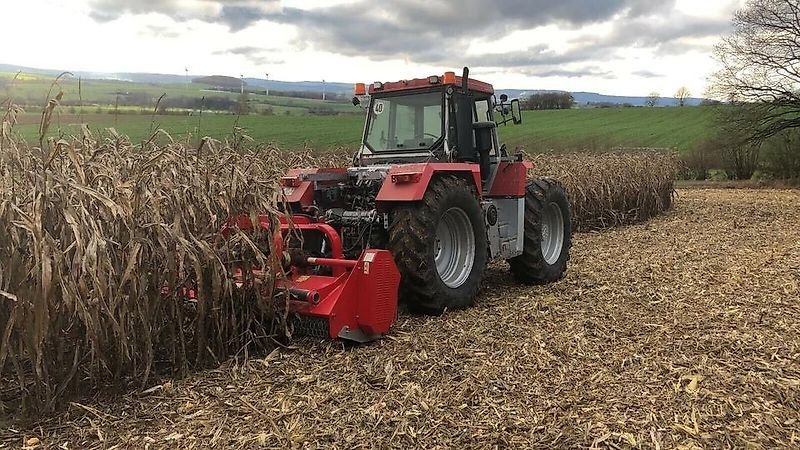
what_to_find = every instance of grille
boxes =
[292,315,330,339]
[373,259,397,327]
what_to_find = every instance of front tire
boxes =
[388,176,488,314]
[509,178,571,284]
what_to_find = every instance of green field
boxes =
[10,111,364,149]
[500,107,717,152]
[9,106,717,153]
[3,71,718,152]
[0,71,355,116]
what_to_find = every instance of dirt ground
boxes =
[2,189,799,449]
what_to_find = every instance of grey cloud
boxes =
[86,0,733,82]
[88,0,280,30]
[89,0,183,22]
[213,46,284,66]
[140,25,181,39]
[553,12,730,69]
[464,45,615,69]
[517,67,615,78]
[219,5,268,31]
[610,15,730,48]
[265,0,676,62]
[657,41,713,56]
[631,70,664,78]
[272,5,451,63]
[89,0,676,54]
[216,46,272,56]
[255,0,725,79]
[625,0,672,17]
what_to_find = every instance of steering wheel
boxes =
[423,133,438,139]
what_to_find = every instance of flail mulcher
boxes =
[232,68,572,342]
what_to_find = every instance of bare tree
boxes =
[645,92,660,107]
[710,0,800,142]
[674,87,691,107]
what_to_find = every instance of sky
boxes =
[3,0,746,97]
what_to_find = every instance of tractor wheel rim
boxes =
[541,201,565,265]
[434,207,475,289]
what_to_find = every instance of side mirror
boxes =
[511,99,522,125]
[500,94,508,102]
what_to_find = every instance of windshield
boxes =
[365,92,443,152]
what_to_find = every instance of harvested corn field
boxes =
[3,188,798,449]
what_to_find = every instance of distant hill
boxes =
[0,64,192,84]
[0,63,706,106]
[244,78,353,95]
[495,89,705,107]
[193,75,244,89]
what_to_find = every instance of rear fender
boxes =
[375,163,482,205]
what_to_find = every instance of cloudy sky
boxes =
[4,0,745,96]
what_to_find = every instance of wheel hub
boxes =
[434,207,475,289]
[541,201,565,265]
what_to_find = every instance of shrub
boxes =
[685,131,759,181]
[759,128,800,180]
[682,139,722,180]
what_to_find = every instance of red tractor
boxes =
[237,68,571,342]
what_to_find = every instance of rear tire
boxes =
[509,178,571,284]
[388,176,487,314]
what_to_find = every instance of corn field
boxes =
[531,151,678,231]
[0,118,321,413]
[0,103,677,416]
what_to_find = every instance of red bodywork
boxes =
[281,168,347,205]
[280,163,485,208]
[377,163,482,202]
[487,161,534,197]
[286,249,399,340]
[224,214,401,342]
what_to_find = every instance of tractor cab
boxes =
[352,68,522,185]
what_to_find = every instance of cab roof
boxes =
[367,74,494,96]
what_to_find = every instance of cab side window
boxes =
[473,99,496,156]
[474,99,491,123]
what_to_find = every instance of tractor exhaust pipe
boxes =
[462,67,469,91]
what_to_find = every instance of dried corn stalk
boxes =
[0,129,295,413]
[531,151,678,231]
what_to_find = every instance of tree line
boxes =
[684,0,800,181]
[523,92,575,110]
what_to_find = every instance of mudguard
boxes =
[375,163,482,203]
